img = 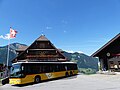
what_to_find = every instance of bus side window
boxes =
[25,65,31,74]
[53,64,57,72]
[45,65,49,73]
[52,65,55,72]
[56,65,60,72]
[62,64,65,71]
[43,65,46,73]
[67,65,70,70]
[49,64,53,72]
[59,64,64,71]
[39,65,42,73]
[28,66,32,74]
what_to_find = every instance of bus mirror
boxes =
[22,66,24,71]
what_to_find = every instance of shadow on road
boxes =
[63,74,78,80]
[12,74,78,87]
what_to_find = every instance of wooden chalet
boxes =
[12,35,67,63]
[91,33,120,72]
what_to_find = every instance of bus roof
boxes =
[12,61,76,65]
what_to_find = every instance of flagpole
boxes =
[6,27,17,77]
[6,38,10,68]
[6,28,11,78]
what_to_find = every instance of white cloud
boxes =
[77,51,84,53]
[61,20,68,24]
[46,26,52,30]
[63,30,67,33]
[0,34,10,40]
[65,50,74,53]
[65,50,83,54]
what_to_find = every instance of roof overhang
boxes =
[91,33,120,57]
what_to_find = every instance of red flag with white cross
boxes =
[10,27,17,38]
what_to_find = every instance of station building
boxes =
[92,33,120,72]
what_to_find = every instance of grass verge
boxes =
[79,68,97,75]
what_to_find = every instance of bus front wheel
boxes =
[34,76,41,83]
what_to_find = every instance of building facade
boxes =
[12,35,67,63]
[92,33,120,72]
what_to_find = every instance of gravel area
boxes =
[1,74,120,90]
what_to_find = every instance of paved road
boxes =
[1,74,120,90]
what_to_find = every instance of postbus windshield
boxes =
[10,64,22,78]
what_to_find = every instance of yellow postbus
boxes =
[9,62,78,84]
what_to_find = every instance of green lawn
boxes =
[0,79,2,85]
[79,68,97,75]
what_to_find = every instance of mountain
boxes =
[0,43,98,71]
[0,43,27,65]
[64,52,98,70]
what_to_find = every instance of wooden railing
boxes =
[26,55,59,58]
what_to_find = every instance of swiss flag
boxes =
[10,28,17,38]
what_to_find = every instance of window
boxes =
[109,61,114,68]
[40,43,45,48]
[10,64,22,78]
[118,61,120,68]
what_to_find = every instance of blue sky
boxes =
[0,0,120,55]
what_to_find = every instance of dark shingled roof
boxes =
[36,34,49,41]
[91,33,120,57]
[16,46,28,51]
